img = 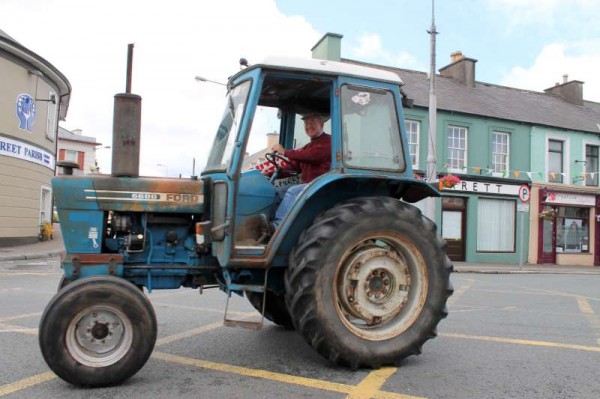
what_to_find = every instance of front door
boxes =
[442,197,466,262]
[538,210,557,264]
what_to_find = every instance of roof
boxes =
[231,56,403,86]
[344,58,600,135]
[58,127,99,145]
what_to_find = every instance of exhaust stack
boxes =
[112,43,142,177]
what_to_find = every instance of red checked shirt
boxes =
[283,132,331,183]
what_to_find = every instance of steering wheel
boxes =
[265,152,298,183]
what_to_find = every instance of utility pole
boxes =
[424,0,439,221]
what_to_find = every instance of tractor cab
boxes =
[202,57,436,268]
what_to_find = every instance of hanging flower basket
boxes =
[538,210,556,220]
[439,173,461,189]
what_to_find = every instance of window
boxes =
[341,86,404,171]
[64,150,78,162]
[405,119,420,168]
[447,126,467,171]
[40,187,52,224]
[492,131,509,174]
[477,198,515,252]
[548,139,564,183]
[585,145,598,186]
[46,90,57,140]
[556,207,589,253]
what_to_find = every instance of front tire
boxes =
[39,276,157,387]
[285,197,453,368]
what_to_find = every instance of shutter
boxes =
[77,152,84,169]
[59,149,65,161]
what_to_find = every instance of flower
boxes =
[439,173,461,189]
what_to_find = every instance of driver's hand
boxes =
[271,144,285,154]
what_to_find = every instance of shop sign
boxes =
[0,135,54,169]
[544,191,595,206]
[443,180,520,196]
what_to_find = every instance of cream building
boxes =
[0,29,71,245]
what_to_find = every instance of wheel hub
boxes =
[340,246,410,326]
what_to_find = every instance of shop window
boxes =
[477,198,515,252]
[556,207,589,253]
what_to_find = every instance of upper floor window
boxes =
[405,119,420,169]
[548,139,564,183]
[492,131,509,174]
[585,144,599,186]
[447,125,467,172]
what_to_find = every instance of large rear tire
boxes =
[39,276,157,387]
[285,197,453,368]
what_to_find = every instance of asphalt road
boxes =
[1,257,599,399]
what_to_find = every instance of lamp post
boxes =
[194,76,227,87]
[157,163,168,177]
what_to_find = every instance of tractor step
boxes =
[223,271,270,330]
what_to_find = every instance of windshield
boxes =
[205,80,251,171]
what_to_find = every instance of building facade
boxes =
[57,127,100,175]
[311,33,600,267]
[0,29,71,245]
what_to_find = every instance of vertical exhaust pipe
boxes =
[112,43,142,177]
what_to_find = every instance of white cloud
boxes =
[500,40,600,103]
[1,0,320,176]
[350,33,420,70]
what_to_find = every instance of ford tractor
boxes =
[40,56,453,387]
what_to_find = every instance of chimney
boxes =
[311,32,343,61]
[439,51,478,88]
[266,131,279,149]
[72,129,82,135]
[544,76,584,106]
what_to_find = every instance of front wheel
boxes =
[285,197,453,368]
[39,276,157,387]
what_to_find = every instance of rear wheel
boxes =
[39,276,157,387]
[285,197,453,368]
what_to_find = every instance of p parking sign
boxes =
[518,185,531,203]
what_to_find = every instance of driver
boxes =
[270,113,331,229]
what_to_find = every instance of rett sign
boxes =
[444,180,521,196]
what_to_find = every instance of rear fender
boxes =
[268,174,438,265]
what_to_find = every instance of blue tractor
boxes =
[40,57,453,387]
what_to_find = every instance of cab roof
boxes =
[230,56,404,86]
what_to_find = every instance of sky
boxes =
[2,0,599,177]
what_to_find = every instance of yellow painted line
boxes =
[155,312,255,346]
[0,272,58,277]
[0,312,42,322]
[0,323,37,335]
[153,351,415,398]
[346,367,425,399]
[441,332,600,352]
[576,296,594,315]
[0,372,55,397]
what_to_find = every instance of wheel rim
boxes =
[66,305,133,367]
[335,234,428,341]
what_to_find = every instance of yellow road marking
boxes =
[0,323,37,335]
[153,352,416,399]
[0,272,59,277]
[0,372,55,397]
[0,312,41,323]
[576,296,594,315]
[441,332,600,352]
[345,367,424,399]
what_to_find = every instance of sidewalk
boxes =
[0,223,64,261]
[0,226,599,275]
